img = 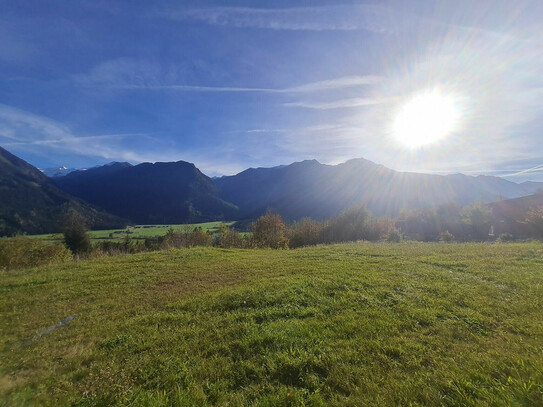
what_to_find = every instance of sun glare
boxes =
[393,90,460,149]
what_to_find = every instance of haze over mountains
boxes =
[216,158,542,219]
[2,146,542,236]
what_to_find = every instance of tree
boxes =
[440,230,455,242]
[289,218,323,248]
[324,206,373,242]
[252,212,289,249]
[217,223,246,248]
[62,210,91,255]
[525,206,543,238]
[460,202,493,240]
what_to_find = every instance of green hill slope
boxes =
[1,243,542,406]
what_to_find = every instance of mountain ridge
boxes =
[53,159,238,224]
[0,146,127,236]
[215,158,543,220]
[6,146,543,231]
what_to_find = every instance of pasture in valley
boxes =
[28,222,236,243]
[1,242,542,406]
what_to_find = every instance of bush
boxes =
[62,211,91,255]
[216,224,249,248]
[322,207,395,243]
[160,227,213,249]
[461,202,493,240]
[497,233,514,243]
[440,230,455,242]
[387,229,402,243]
[324,206,372,242]
[0,236,72,271]
[372,217,397,241]
[252,213,289,249]
[289,218,323,248]
[524,207,543,239]
[92,239,146,257]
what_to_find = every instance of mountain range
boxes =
[0,147,126,236]
[53,160,237,224]
[40,166,78,178]
[215,158,542,219]
[53,156,543,222]
[2,145,543,236]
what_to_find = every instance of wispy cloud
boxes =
[4,133,148,147]
[502,164,543,178]
[75,59,384,94]
[0,104,153,162]
[284,97,387,110]
[0,104,253,173]
[125,75,384,93]
[286,76,383,92]
[159,5,393,33]
[120,84,280,93]
[222,128,290,135]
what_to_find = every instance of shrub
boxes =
[0,236,72,271]
[289,218,323,248]
[160,227,213,249]
[461,202,493,240]
[524,207,543,239]
[497,233,514,243]
[217,224,248,248]
[374,217,397,240]
[93,239,146,256]
[387,229,402,243]
[440,230,455,242]
[324,206,372,242]
[62,211,91,255]
[252,213,289,249]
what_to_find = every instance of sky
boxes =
[1,0,543,181]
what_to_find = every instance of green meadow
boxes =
[1,242,542,406]
[28,221,235,243]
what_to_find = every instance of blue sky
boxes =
[1,0,543,181]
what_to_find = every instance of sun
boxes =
[393,90,460,149]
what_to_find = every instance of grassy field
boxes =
[1,242,542,406]
[29,221,236,243]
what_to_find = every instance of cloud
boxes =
[503,164,543,178]
[0,104,254,174]
[0,104,152,162]
[284,97,387,110]
[122,76,383,93]
[121,84,280,93]
[286,76,384,92]
[75,59,384,94]
[159,5,393,33]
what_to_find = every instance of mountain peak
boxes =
[0,146,125,235]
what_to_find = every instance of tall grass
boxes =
[0,236,72,271]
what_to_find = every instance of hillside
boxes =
[1,243,542,405]
[489,193,543,236]
[216,158,543,220]
[54,160,238,224]
[0,146,126,236]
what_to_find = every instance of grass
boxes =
[28,221,236,243]
[1,242,542,406]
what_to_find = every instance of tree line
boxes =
[2,201,542,270]
[57,199,543,255]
